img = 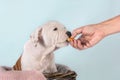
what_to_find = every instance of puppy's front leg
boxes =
[43,45,56,56]
[41,45,57,73]
[41,45,56,61]
[50,63,57,73]
[44,63,57,73]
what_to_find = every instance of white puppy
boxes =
[13,21,71,73]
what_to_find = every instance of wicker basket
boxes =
[43,64,77,80]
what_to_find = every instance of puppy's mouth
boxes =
[58,39,69,44]
[58,38,71,43]
[66,39,69,42]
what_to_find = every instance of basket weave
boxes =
[43,64,77,80]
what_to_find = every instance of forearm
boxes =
[97,15,120,36]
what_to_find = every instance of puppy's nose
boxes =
[66,31,72,38]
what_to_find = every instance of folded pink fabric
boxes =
[0,71,46,80]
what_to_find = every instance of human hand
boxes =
[70,24,105,50]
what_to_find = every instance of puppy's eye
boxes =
[53,28,58,31]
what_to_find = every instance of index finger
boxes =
[71,27,83,38]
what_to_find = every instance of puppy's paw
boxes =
[48,45,56,51]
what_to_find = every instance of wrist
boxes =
[92,23,108,37]
[96,23,111,37]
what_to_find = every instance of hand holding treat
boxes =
[70,24,105,50]
[70,15,120,50]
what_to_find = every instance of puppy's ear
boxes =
[30,27,43,47]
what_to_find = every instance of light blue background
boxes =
[0,0,120,80]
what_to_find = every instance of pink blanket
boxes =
[0,71,46,80]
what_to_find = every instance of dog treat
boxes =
[67,37,74,42]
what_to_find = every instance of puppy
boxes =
[13,21,71,73]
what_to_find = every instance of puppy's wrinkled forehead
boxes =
[42,21,65,30]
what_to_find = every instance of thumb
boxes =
[71,27,83,38]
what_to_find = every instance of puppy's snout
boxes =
[66,31,72,38]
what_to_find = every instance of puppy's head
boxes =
[30,21,71,48]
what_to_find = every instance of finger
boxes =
[86,42,91,47]
[71,27,83,38]
[79,38,89,49]
[70,40,77,48]
[89,36,101,47]
[83,45,88,49]
[77,40,84,50]
[70,40,74,46]
[73,40,78,48]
